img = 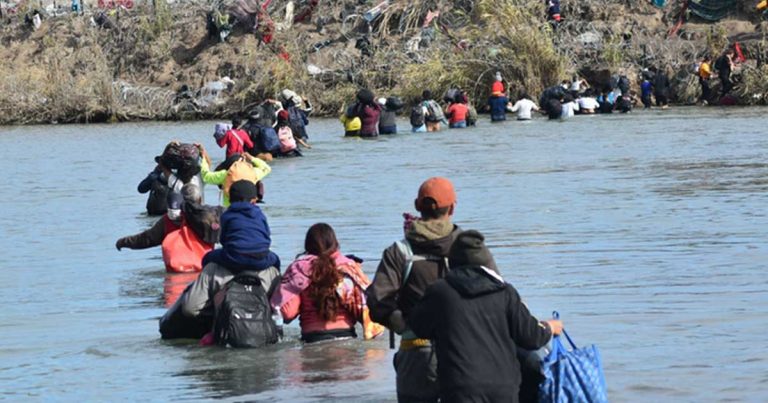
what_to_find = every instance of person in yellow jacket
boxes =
[340,107,362,137]
[197,145,271,207]
[698,55,713,105]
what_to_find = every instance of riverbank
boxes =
[1,0,768,125]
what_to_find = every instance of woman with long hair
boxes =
[271,223,383,343]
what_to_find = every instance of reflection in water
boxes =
[177,346,282,399]
[163,272,200,307]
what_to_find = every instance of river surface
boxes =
[1,108,767,402]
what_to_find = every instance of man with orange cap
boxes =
[366,177,463,403]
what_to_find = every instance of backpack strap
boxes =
[394,238,449,284]
[232,130,245,147]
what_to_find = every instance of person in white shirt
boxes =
[560,94,580,118]
[570,75,588,96]
[508,94,540,121]
[577,89,599,114]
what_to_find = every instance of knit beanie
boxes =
[448,230,498,273]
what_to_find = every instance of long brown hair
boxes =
[306,223,342,321]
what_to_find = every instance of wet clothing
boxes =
[271,252,361,341]
[488,96,509,122]
[560,101,579,118]
[199,157,271,207]
[366,219,462,403]
[138,168,169,216]
[379,110,398,134]
[510,99,538,120]
[217,128,254,159]
[351,102,382,137]
[653,73,671,106]
[641,81,653,108]
[544,99,562,119]
[159,198,281,339]
[408,265,553,403]
[445,103,468,126]
[158,261,280,339]
[340,113,362,136]
[577,97,599,112]
[284,102,310,140]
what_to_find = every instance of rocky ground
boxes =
[1,0,767,124]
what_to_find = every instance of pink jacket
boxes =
[270,252,357,335]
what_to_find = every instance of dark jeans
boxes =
[641,94,652,108]
[720,73,733,96]
[700,77,711,102]
[379,125,397,134]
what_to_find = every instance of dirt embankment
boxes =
[1,0,767,125]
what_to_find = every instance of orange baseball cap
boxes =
[416,177,456,211]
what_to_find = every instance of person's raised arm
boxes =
[199,154,227,185]
[244,152,272,180]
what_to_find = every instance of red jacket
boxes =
[216,129,254,158]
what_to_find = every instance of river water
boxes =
[1,108,767,402]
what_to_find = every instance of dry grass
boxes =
[1,0,766,125]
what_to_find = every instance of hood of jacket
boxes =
[445,265,506,298]
[183,202,224,245]
[405,219,461,256]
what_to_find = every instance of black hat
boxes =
[229,180,259,203]
[448,230,498,272]
[356,89,374,104]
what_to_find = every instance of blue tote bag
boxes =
[539,312,608,403]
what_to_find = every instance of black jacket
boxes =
[138,169,168,216]
[408,266,552,403]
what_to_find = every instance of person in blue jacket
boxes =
[488,91,511,122]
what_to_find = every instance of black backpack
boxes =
[410,105,425,127]
[213,273,278,348]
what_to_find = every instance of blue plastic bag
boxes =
[539,312,608,403]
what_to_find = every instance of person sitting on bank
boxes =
[137,165,169,216]
[270,223,384,343]
[407,230,563,403]
[198,145,271,207]
[159,180,281,340]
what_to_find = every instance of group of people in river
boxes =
[338,66,718,139]
[116,129,566,402]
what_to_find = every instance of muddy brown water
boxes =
[1,107,766,401]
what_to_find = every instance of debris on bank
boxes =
[1,0,768,124]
